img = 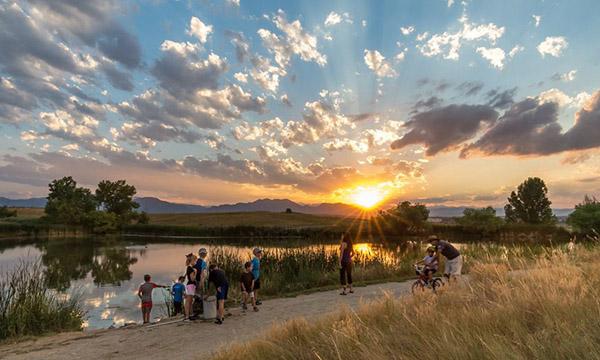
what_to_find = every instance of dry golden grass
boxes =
[148,211,363,228]
[214,245,600,360]
[6,208,44,219]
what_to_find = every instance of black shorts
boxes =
[423,268,437,276]
[254,278,261,290]
[173,301,183,315]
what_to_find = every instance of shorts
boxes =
[253,278,261,290]
[141,301,152,314]
[241,290,255,298]
[423,268,437,277]
[216,284,229,301]
[444,255,463,276]
[185,284,196,296]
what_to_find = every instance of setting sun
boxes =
[349,186,387,209]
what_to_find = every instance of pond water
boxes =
[0,237,412,329]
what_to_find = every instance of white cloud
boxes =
[508,45,524,58]
[447,0,455,7]
[250,55,286,92]
[417,15,505,60]
[233,72,248,83]
[323,139,368,153]
[559,70,577,82]
[537,36,568,57]
[400,26,415,35]
[226,0,240,6]
[187,17,213,44]
[324,11,352,27]
[537,88,588,108]
[361,20,367,27]
[476,47,505,69]
[532,15,541,27]
[364,50,397,78]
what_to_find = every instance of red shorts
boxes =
[141,301,153,312]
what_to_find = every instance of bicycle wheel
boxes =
[411,281,424,294]
[431,278,443,292]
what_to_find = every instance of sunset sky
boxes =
[1,0,599,208]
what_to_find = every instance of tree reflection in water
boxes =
[37,239,138,291]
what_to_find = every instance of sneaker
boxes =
[214,319,223,325]
[255,300,262,305]
[339,291,347,295]
[253,306,259,312]
[242,304,248,311]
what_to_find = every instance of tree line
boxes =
[373,177,600,236]
[43,176,148,233]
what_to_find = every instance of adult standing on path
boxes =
[339,233,354,295]
[251,248,263,305]
[427,235,462,281]
[194,248,209,314]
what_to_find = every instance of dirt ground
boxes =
[0,280,415,360]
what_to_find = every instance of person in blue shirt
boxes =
[171,276,185,316]
[251,248,263,305]
[194,248,209,296]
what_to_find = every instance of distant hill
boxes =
[0,196,573,218]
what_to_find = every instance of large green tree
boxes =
[44,176,97,225]
[95,180,139,224]
[567,195,600,234]
[457,206,504,231]
[504,177,556,224]
[376,201,430,234]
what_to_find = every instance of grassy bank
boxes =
[0,261,84,342]
[215,244,598,359]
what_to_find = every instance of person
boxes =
[195,248,209,294]
[171,276,186,316]
[240,261,259,312]
[208,264,229,325]
[137,274,168,324]
[415,246,439,284]
[339,233,354,295]
[251,248,263,305]
[184,254,198,321]
[428,235,462,281]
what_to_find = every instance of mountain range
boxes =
[0,196,574,217]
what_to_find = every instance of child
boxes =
[138,274,167,324]
[415,246,439,284]
[251,248,263,305]
[208,264,229,325]
[171,276,185,316]
[240,261,259,312]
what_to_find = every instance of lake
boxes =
[0,237,413,329]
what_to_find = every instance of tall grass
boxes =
[0,260,84,341]
[214,245,600,359]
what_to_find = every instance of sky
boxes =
[0,0,599,208]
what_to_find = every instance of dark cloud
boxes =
[225,30,250,63]
[461,91,600,157]
[391,104,498,156]
[411,96,443,112]
[457,81,484,96]
[486,87,517,109]
[101,62,134,91]
[348,112,377,122]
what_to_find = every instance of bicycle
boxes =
[411,264,444,294]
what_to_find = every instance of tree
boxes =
[0,206,17,218]
[377,201,430,233]
[136,211,150,225]
[567,195,600,234]
[456,206,504,231]
[95,180,139,224]
[44,176,97,225]
[504,177,556,224]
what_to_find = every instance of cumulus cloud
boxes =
[532,15,541,27]
[417,14,504,60]
[323,139,369,153]
[324,11,352,27]
[391,104,498,155]
[187,17,213,44]
[225,30,251,63]
[476,47,506,69]
[552,70,577,82]
[508,45,524,58]
[400,26,415,35]
[537,36,568,57]
[363,50,397,78]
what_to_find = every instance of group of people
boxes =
[138,247,264,325]
[139,234,462,326]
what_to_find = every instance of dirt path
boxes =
[0,280,417,359]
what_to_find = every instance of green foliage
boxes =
[44,176,97,225]
[456,206,504,232]
[567,195,600,234]
[136,211,150,225]
[0,260,83,340]
[0,206,17,218]
[95,180,139,224]
[373,201,430,235]
[504,177,556,224]
[85,210,118,234]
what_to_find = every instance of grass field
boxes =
[1,208,44,220]
[147,211,362,229]
[215,243,600,359]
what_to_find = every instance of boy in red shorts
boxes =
[138,274,168,324]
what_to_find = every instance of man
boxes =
[193,248,209,316]
[428,235,462,281]
[208,264,229,325]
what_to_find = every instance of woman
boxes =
[184,253,197,321]
[339,233,354,295]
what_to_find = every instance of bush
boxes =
[0,260,84,341]
[0,206,17,219]
[567,195,600,234]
